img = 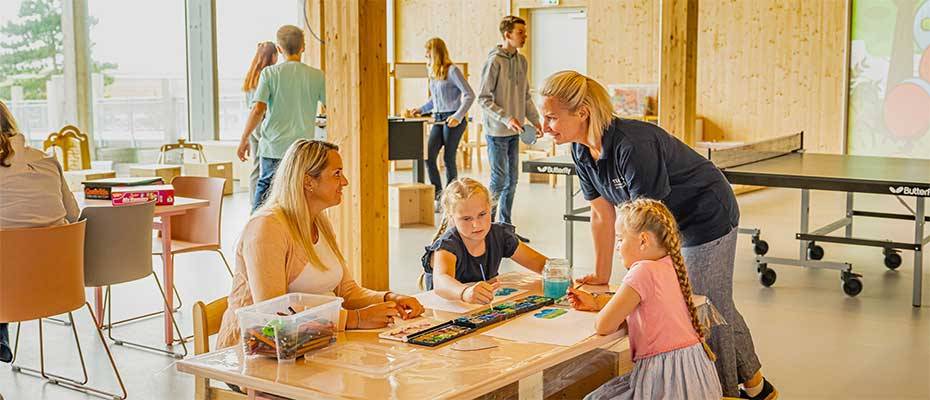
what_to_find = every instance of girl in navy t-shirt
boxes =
[421,178,548,304]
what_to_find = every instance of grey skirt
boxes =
[585,343,723,400]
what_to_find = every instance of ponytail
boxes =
[0,100,20,167]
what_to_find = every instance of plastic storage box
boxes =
[236,293,343,362]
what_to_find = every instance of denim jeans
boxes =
[426,111,467,197]
[252,157,281,212]
[486,134,519,224]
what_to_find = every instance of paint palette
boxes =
[406,322,475,347]
[453,295,555,329]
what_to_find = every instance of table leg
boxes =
[161,216,175,345]
[845,192,854,238]
[799,189,810,260]
[566,176,574,265]
[94,287,104,328]
[518,371,544,400]
[914,198,924,307]
[414,159,425,183]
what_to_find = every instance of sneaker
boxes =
[515,233,530,243]
[739,379,778,400]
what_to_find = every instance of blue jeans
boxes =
[426,112,467,196]
[486,135,519,224]
[252,157,281,212]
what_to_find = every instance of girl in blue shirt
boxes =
[406,38,475,202]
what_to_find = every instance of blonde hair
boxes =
[276,25,305,56]
[431,177,494,243]
[618,198,717,362]
[540,70,616,149]
[425,37,453,81]
[258,139,345,270]
[0,100,19,167]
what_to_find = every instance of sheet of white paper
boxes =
[412,288,527,314]
[482,308,598,347]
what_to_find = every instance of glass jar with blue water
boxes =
[543,258,572,299]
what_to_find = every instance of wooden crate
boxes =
[183,161,234,195]
[63,169,116,192]
[388,183,435,228]
[130,164,181,184]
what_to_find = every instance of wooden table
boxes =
[76,193,209,344]
[176,273,628,399]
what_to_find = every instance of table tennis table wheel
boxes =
[752,239,769,256]
[841,272,863,297]
[758,265,777,287]
[883,249,902,270]
[807,243,824,260]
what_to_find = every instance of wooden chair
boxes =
[158,138,208,164]
[43,125,91,171]
[192,297,245,400]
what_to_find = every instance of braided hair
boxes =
[618,198,717,362]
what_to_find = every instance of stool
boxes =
[130,164,181,184]
[389,183,434,228]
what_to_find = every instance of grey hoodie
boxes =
[477,45,541,137]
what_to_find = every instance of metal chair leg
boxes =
[40,316,72,326]
[215,250,233,277]
[102,271,182,330]
[106,274,188,358]
[10,304,128,399]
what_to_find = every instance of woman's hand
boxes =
[462,281,499,304]
[386,293,425,320]
[567,286,601,311]
[447,117,461,128]
[354,302,400,329]
[576,273,610,286]
[404,108,421,118]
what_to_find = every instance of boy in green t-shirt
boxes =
[237,25,326,211]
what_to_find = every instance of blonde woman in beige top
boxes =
[217,139,424,349]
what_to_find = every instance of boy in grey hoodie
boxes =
[478,15,542,242]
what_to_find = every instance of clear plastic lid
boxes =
[304,342,421,377]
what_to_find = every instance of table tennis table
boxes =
[523,132,930,306]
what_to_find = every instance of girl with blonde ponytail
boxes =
[567,199,722,399]
[421,177,547,304]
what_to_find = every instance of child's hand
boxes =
[463,281,497,304]
[576,273,610,286]
[567,286,601,311]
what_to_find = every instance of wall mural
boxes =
[849,0,930,157]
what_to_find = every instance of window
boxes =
[0,0,64,146]
[215,0,300,140]
[88,0,187,163]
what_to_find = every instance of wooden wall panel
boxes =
[391,0,848,152]
[696,0,848,153]
[394,0,507,115]
[587,0,660,85]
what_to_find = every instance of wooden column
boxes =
[303,0,325,70]
[658,0,698,145]
[323,0,390,290]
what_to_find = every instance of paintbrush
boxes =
[479,263,493,312]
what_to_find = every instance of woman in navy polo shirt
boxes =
[538,71,776,400]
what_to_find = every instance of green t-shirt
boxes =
[252,61,325,159]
